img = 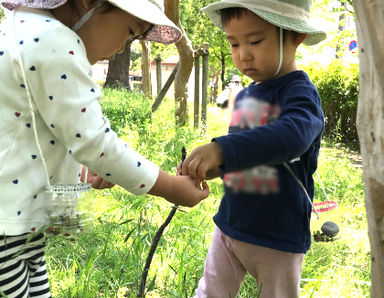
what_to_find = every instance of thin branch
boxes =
[137,147,186,297]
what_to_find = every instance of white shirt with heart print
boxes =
[0,7,159,235]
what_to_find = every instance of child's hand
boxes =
[181,142,224,180]
[168,175,209,207]
[149,170,209,207]
[177,162,221,180]
[81,166,115,189]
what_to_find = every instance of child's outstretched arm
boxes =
[148,170,209,207]
[181,142,224,180]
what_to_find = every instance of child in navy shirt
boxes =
[180,0,326,297]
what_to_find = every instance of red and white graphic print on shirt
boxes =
[224,96,281,195]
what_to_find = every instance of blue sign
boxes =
[349,40,358,53]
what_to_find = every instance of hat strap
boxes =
[273,27,283,77]
[72,0,104,31]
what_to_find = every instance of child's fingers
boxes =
[200,181,210,198]
[197,163,209,180]
[181,156,191,176]
[90,176,114,189]
[176,161,183,176]
[186,157,203,179]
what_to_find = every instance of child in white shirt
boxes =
[0,0,209,296]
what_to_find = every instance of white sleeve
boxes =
[21,24,159,195]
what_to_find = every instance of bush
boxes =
[100,88,152,137]
[302,61,359,149]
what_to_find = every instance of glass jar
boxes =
[45,183,91,235]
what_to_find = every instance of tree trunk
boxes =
[141,40,152,98]
[352,1,384,296]
[104,43,132,89]
[165,0,193,126]
[220,53,226,90]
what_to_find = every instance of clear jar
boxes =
[45,183,91,235]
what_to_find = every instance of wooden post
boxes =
[155,54,162,96]
[140,40,152,98]
[194,49,201,129]
[201,42,210,130]
[152,62,179,112]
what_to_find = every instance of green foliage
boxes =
[100,88,153,137]
[45,90,368,297]
[0,5,4,21]
[180,0,235,83]
[302,61,359,148]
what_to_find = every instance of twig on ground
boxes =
[137,147,186,297]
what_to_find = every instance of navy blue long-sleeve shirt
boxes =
[213,70,324,253]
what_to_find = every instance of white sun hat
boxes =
[1,0,182,44]
[202,0,326,46]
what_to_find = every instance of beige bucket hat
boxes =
[202,0,326,46]
[1,0,182,44]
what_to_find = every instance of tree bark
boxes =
[165,0,193,126]
[141,40,152,97]
[104,43,132,89]
[352,1,384,296]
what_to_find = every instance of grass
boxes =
[45,89,370,297]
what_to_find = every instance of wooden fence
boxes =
[151,43,210,130]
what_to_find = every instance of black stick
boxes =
[137,147,186,297]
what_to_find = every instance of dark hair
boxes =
[220,7,248,28]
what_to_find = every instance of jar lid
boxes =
[45,183,91,193]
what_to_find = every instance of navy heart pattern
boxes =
[0,51,4,56]
[6,37,151,219]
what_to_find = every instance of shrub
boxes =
[302,61,359,149]
[100,88,152,137]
